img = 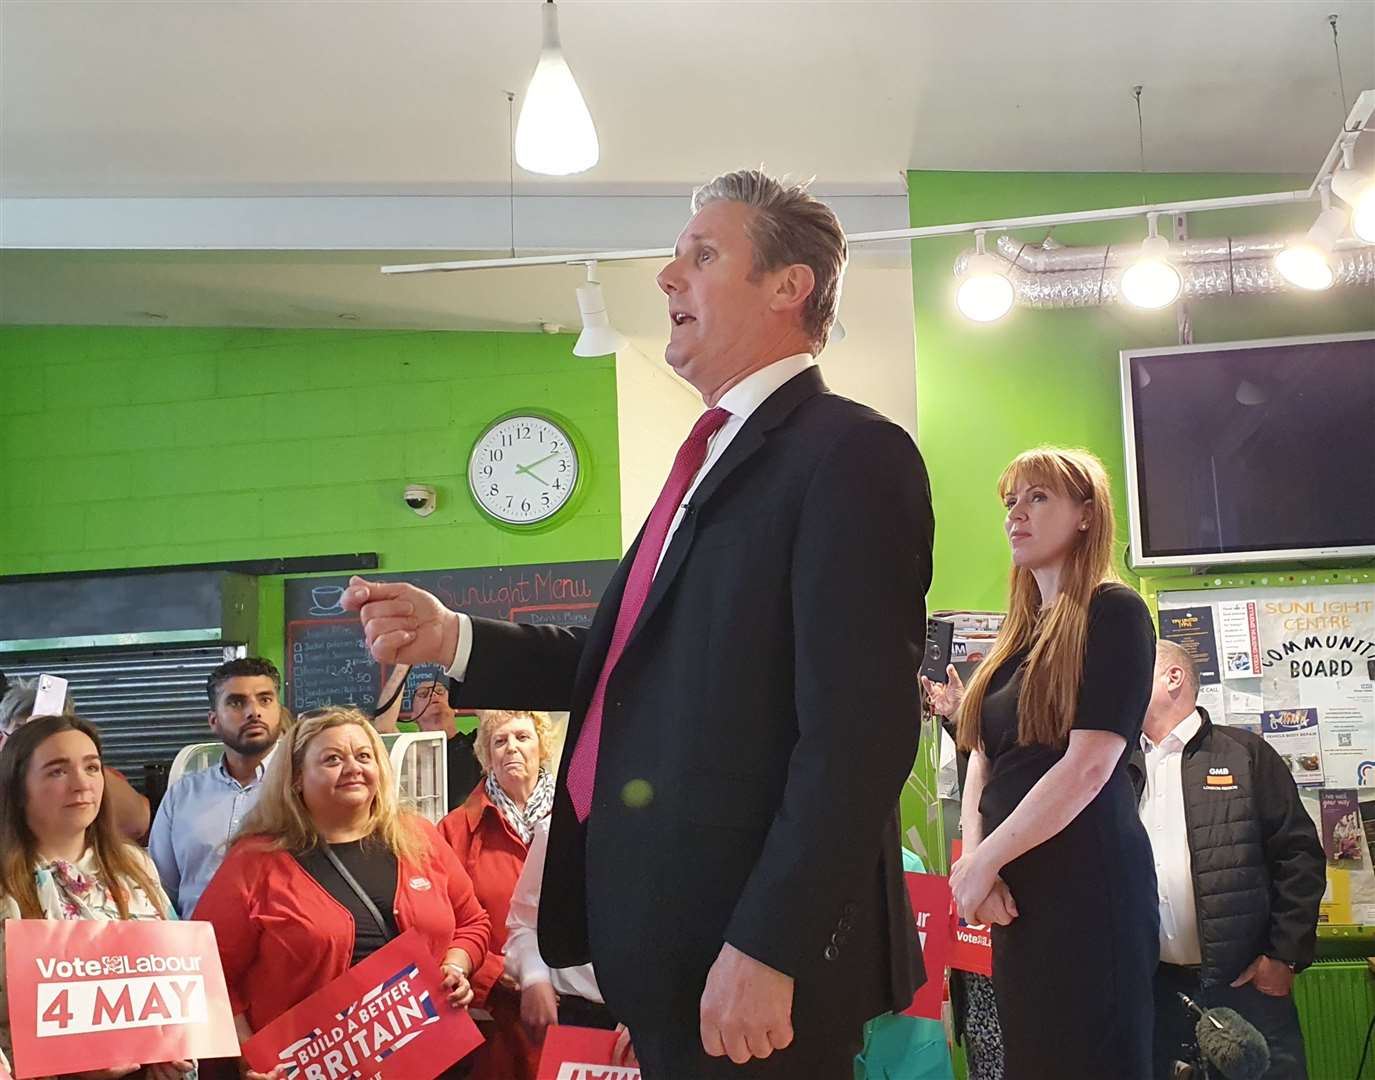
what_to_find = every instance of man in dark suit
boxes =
[345,169,934,1078]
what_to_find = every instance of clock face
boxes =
[468,414,580,526]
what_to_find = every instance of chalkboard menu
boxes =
[284,560,619,714]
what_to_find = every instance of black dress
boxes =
[978,583,1159,1080]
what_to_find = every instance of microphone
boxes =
[1176,994,1271,1080]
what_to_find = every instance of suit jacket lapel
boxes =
[623,366,827,648]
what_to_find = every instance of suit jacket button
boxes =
[823,945,839,962]
[839,917,854,932]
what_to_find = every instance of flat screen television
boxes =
[1121,331,1375,569]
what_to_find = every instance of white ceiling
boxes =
[3,0,1372,196]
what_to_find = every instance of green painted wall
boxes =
[908,170,1375,615]
[0,326,621,666]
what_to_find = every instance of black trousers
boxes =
[1152,963,1309,1080]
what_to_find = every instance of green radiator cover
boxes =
[1294,959,1375,1079]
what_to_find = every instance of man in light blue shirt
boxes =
[148,656,285,918]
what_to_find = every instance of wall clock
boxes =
[468,413,581,527]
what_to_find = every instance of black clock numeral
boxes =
[480,465,493,479]
[541,493,551,508]
[520,499,531,512]
[558,459,568,472]
[488,484,499,497]
[553,478,562,490]
[505,496,514,510]
[500,432,513,447]
[516,425,532,440]
[489,449,504,462]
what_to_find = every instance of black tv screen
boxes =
[1122,332,1375,568]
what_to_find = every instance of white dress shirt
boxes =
[1138,709,1204,965]
[447,353,816,681]
[504,816,604,1001]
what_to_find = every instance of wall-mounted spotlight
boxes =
[572,261,626,357]
[1120,213,1183,309]
[1275,182,1347,291]
[1330,142,1375,244]
[956,230,1014,323]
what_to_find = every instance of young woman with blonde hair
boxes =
[193,706,490,1077]
[932,448,1157,1080]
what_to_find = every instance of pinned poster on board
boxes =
[1219,601,1262,679]
[1159,608,1221,684]
[3,918,239,1078]
[1261,709,1325,786]
[242,930,482,1080]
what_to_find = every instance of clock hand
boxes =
[514,464,552,488]
[521,452,559,471]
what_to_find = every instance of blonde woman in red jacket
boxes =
[194,706,491,1076]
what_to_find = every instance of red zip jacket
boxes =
[193,816,491,1033]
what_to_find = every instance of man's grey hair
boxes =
[691,169,847,352]
[1155,640,1200,702]
[0,677,77,735]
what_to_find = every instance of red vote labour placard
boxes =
[242,930,483,1080]
[947,841,993,977]
[901,872,954,1021]
[536,1025,640,1080]
[4,918,239,1078]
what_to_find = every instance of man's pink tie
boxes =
[565,407,731,822]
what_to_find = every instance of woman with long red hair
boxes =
[947,448,1158,1080]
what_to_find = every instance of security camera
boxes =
[403,484,437,517]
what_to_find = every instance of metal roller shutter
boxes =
[4,644,244,791]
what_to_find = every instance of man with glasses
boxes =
[375,666,481,811]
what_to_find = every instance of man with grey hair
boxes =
[345,169,934,1077]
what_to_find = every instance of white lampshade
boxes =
[573,280,625,357]
[1274,206,1347,291]
[1331,165,1375,244]
[956,252,1014,323]
[1120,233,1182,309]
[514,2,599,177]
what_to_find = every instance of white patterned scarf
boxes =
[485,767,555,846]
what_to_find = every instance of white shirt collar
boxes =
[1141,708,1203,754]
[715,353,815,421]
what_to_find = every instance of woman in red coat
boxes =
[195,706,491,1074]
[440,710,557,1080]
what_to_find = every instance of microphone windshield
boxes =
[1195,1007,1270,1080]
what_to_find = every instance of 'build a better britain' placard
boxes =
[243,930,482,1080]
[4,919,239,1078]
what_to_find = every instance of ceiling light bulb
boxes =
[514,2,599,176]
[1120,232,1182,309]
[956,237,1014,323]
[1274,205,1346,291]
[1330,165,1375,244]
